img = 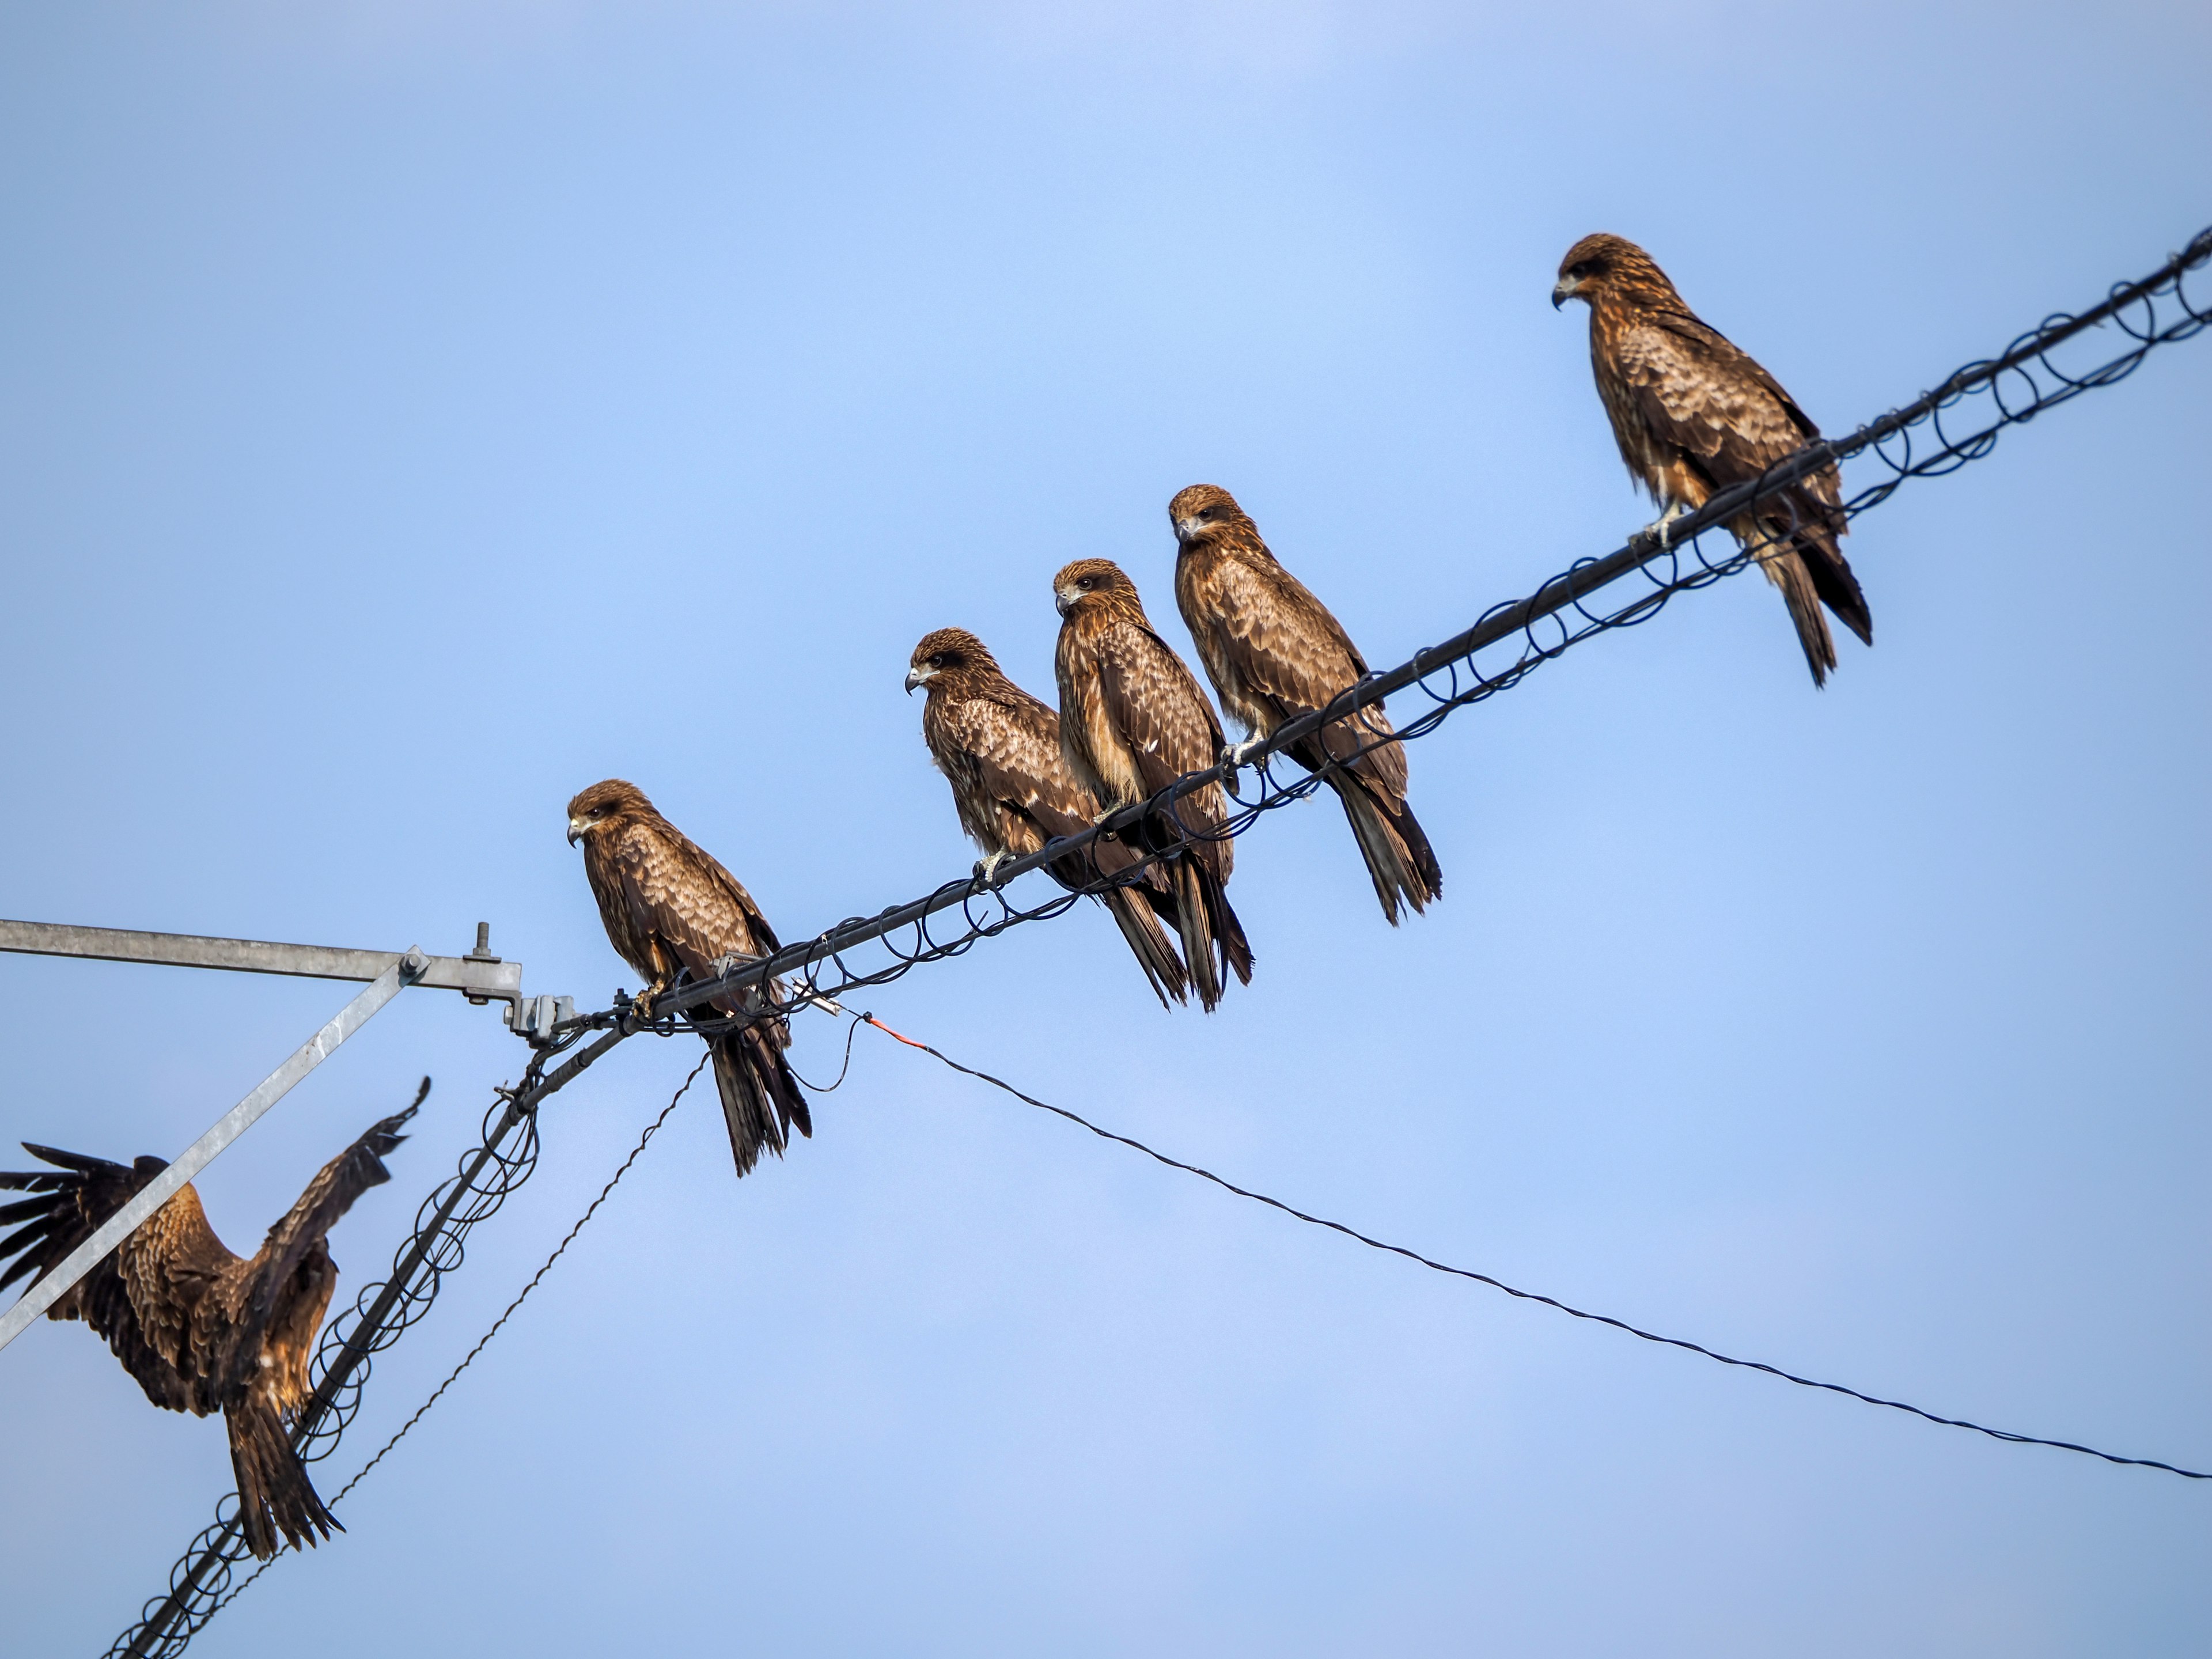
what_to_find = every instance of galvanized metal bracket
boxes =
[0,916,527,1009]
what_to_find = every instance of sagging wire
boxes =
[855,1012,2210,1483]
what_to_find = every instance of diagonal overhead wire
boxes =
[567,223,2211,1033]
[857,1013,2208,1482]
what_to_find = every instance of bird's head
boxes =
[566,778,652,846]
[1551,233,1671,310]
[906,627,995,695]
[1054,558,1136,620]
[1169,483,1249,548]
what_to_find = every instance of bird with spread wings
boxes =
[1552,233,1872,686]
[1053,559,1253,1010]
[906,627,1191,1007]
[567,779,811,1177]
[0,1081,425,1559]
[1169,484,1444,924]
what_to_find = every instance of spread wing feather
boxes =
[225,1093,418,1391]
[0,1148,199,1411]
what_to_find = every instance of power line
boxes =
[856,1013,2211,1483]
[590,223,2210,1030]
[142,1055,716,1642]
[108,1026,631,1658]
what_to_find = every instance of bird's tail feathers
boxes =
[709,1021,813,1180]
[1168,847,1252,1013]
[1329,772,1444,925]
[1099,886,1190,1009]
[228,1396,339,1560]
[1752,536,1840,688]
[1741,509,1870,687]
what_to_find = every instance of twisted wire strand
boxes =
[858,1014,2210,1482]
[162,1055,714,1637]
[107,1029,628,1658]
[575,224,2211,1037]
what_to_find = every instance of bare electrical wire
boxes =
[150,1054,717,1638]
[856,1013,2210,1482]
[108,1027,631,1658]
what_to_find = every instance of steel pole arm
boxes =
[0,918,522,1007]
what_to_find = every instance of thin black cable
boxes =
[110,1029,640,1657]
[178,1053,713,1631]
[861,1015,2210,1483]
[788,1012,864,1093]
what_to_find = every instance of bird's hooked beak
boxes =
[903,664,932,695]
[1172,516,1200,546]
[1054,588,1074,618]
[565,816,587,846]
[1550,275,1580,310]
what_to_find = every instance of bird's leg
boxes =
[631,978,668,1024]
[1218,736,1264,797]
[972,850,1013,888]
[1640,500,1688,550]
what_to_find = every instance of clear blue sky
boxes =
[2,3,2207,1654]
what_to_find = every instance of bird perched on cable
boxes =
[1552,233,1872,686]
[0,1081,425,1560]
[906,627,1191,1008]
[1053,559,1253,1010]
[1169,484,1444,925]
[566,779,810,1177]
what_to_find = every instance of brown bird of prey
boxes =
[1053,559,1253,1010]
[1552,233,1872,686]
[567,779,810,1176]
[906,627,1191,1007]
[1170,484,1444,924]
[0,1082,424,1559]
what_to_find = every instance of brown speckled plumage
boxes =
[0,1086,422,1558]
[566,779,810,1177]
[1169,484,1443,923]
[1052,559,1252,1009]
[908,628,1190,1006]
[1554,233,1872,685]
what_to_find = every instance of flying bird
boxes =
[1552,233,1872,686]
[0,1081,425,1560]
[567,779,810,1177]
[1169,484,1444,924]
[907,627,1191,1007]
[1052,559,1253,1010]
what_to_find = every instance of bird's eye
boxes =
[928,654,945,668]
[1198,505,1222,521]
[1075,575,1093,589]
[1569,261,1593,279]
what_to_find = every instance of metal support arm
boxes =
[0,918,523,1008]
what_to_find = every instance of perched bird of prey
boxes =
[1169,484,1444,925]
[0,1083,425,1560]
[1552,233,1872,685]
[907,627,1191,1007]
[1052,559,1253,1010]
[566,779,810,1177]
